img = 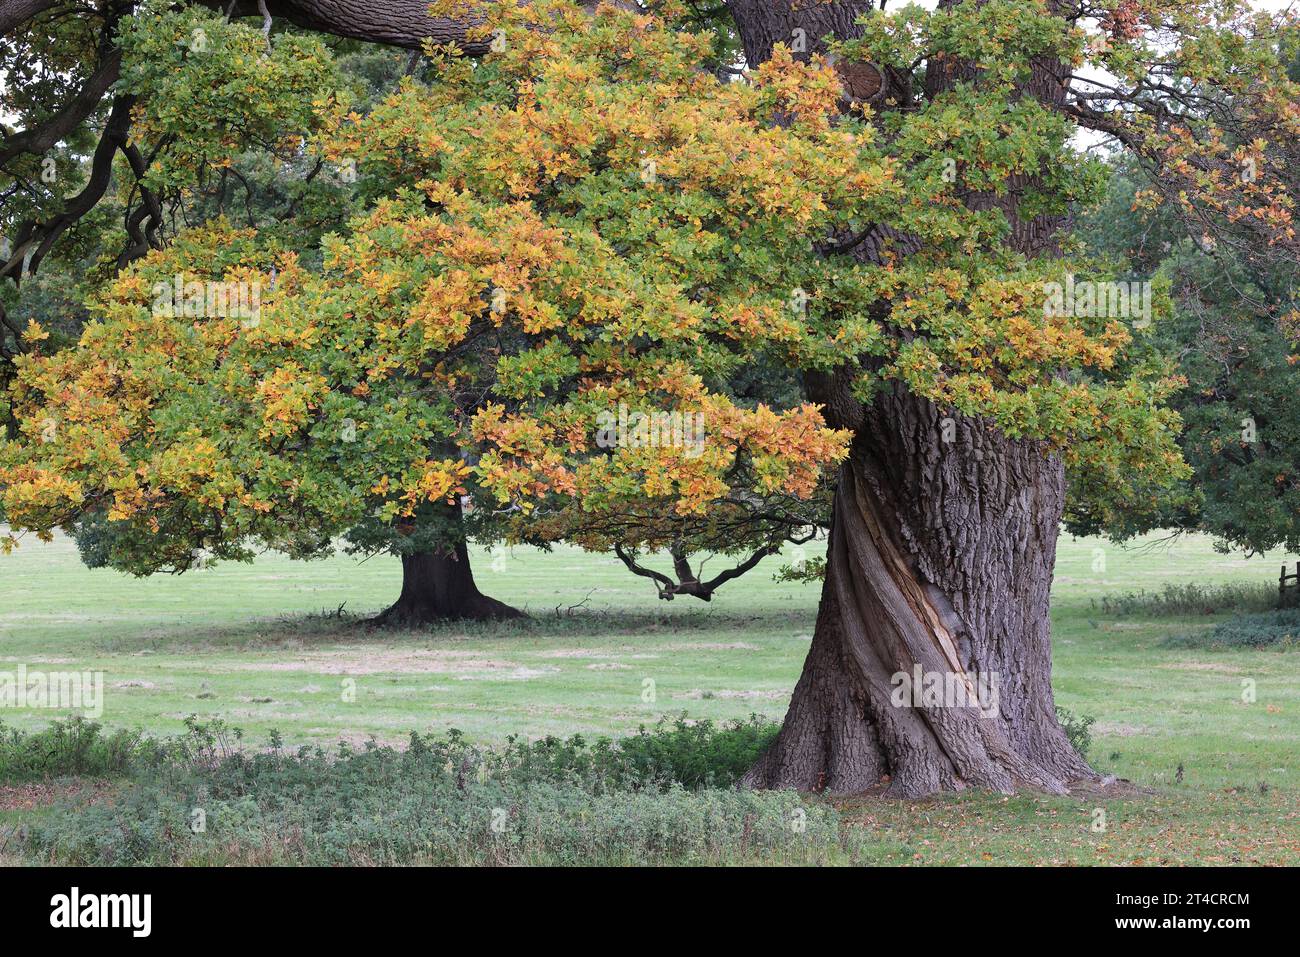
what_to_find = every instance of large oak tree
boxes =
[3,0,1295,796]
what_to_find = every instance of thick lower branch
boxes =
[0,52,122,168]
[0,0,61,37]
[206,0,491,52]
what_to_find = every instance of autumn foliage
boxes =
[0,0,1196,566]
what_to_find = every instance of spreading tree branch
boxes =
[0,0,62,36]
[0,51,123,169]
[614,541,779,601]
[198,0,492,53]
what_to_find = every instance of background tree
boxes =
[1,5,853,627]
[3,7,538,617]
[3,0,759,615]
[517,357,831,602]
[1074,51,1300,559]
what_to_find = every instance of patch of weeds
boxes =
[0,718,148,783]
[1092,581,1277,618]
[1055,707,1096,761]
[19,715,838,866]
[1163,607,1300,649]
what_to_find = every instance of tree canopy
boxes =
[2,0,1190,572]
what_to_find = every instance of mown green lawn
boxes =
[1,528,1297,864]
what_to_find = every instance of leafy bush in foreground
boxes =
[503,715,778,791]
[0,713,776,789]
[0,718,148,782]
[20,717,845,866]
[1164,608,1300,650]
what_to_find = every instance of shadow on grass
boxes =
[98,603,817,654]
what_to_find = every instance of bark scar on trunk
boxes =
[852,474,970,687]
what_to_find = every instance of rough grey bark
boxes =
[204,0,490,52]
[0,0,60,36]
[725,0,868,66]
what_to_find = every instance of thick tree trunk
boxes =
[371,501,523,625]
[725,0,870,66]
[744,386,1095,796]
[372,542,524,625]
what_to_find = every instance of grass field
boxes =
[2,528,1298,864]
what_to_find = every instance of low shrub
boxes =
[1091,581,1277,618]
[501,715,778,791]
[1163,608,1300,650]
[0,717,148,782]
[22,718,838,866]
[1055,707,1096,761]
